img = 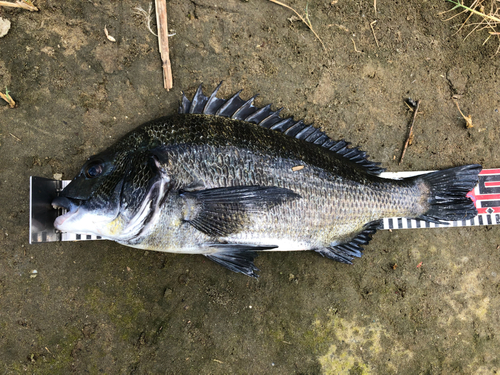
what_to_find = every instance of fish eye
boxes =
[85,161,104,178]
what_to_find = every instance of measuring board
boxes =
[29,168,500,244]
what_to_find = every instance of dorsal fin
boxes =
[179,83,385,175]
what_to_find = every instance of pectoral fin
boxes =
[181,185,299,237]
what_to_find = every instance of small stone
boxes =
[0,18,11,38]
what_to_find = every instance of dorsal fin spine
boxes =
[189,85,205,114]
[203,82,223,115]
[216,90,243,117]
[258,109,284,129]
[232,96,258,120]
[245,104,273,124]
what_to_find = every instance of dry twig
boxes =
[446,0,500,23]
[0,0,38,11]
[0,88,15,108]
[268,0,327,52]
[155,0,173,90]
[453,99,474,128]
[441,0,500,54]
[370,20,379,47]
[399,99,420,165]
[351,38,362,53]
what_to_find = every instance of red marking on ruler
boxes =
[485,181,500,188]
[474,193,500,201]
[479,169,500,175]
[477,207,498,214]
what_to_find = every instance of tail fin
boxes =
[415,164,481,223]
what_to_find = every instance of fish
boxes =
[52,84,482,277]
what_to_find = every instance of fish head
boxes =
[52,145,171,242]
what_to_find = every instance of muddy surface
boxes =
[1,0,500,373]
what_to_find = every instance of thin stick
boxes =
[268,0,327,52]
[155,0,173,90]
[399,100,420,165]
[370,21,379,47]
[0,89,15,108]
[453,99,474,128]
[0,0,38,11]
[351,38,362,53]
[9,133,21,141]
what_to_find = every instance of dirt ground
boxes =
[1,0,500,373]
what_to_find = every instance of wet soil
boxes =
[1,0,500,373]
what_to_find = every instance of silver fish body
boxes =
[53,84,481,276]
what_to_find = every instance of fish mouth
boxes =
[52,196,81,230]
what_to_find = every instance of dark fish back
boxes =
[179,83,385,175]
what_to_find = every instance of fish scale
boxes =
[50,84,481,277]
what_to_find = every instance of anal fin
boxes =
[316,220,381,264]
[205,243,277,278]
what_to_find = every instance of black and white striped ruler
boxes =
[379,169,500,230]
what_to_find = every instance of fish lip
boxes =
[52,196,78,211]
[52,196,82,230]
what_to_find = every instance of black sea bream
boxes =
[52,84,481,277]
